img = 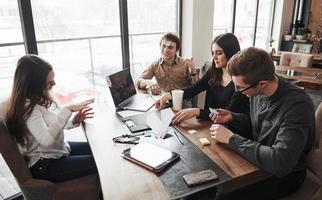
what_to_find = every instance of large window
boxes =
[213,0,274,50]
[127,0,179,79]
[213,0,234,36]
[0,0,25,101]
[255,0,274,50]
[31,0,122,104]
[234,0,257,49]
[0,0,179,103]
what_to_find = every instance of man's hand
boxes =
[185,57,196,73]
[172,108,200,124]
[209,108,233,123]
[148,83,161,95]
[210,124,233,144]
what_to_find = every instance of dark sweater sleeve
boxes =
[227,92,250,114]
[183,70,211,99]
[226,92,252,138]
[228,101,314,177]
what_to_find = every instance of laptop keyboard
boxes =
[122,94,155,111]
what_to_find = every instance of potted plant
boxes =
[284,29,293,41]
[295,28,310,40]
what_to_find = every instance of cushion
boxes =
[280,52,313,67]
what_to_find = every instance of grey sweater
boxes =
[228,77,315,177]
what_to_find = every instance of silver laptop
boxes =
[106,68,155,112]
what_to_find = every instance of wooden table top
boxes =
[83,103,269,199]
[275,65,322,89]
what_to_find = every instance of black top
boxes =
[183,68,249,120]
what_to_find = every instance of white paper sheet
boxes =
[146,108,174,139]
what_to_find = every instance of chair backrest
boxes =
[0,119,32,184]
[306,102,322,181]
[280,52,313,67]
[292,43,313,54]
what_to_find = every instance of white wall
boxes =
[181,0,214,108]
[272,0,294,50]
[181,0,214,68]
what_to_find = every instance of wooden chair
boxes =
[280,52,313,67]
[280,102,322,200]
[0,119,101,200]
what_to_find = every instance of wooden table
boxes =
[83,103,270,199]
[272,51,322,66]
[275,65,322,89]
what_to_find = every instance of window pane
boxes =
[0,46,25,101]
[129,34,162,79]
[255,0,273,50]
[234,0,257,49]
[0,1,25,101]
[213,0,234,37]
[32,0,122,105]
[31,0,120,40]
[128,0,178,80]
[128,0,177,34]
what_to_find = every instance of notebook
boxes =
[106,68,155,112]
[122,141,180,172]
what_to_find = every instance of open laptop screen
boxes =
[107,68,136,106]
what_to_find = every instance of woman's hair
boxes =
[208,33,241,86]
[6,54,54,146]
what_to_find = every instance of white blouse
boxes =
[0,101,77,167]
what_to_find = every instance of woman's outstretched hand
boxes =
[72,107,94,124]
[66,99,94,112]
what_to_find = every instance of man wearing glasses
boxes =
[135,32,198,96]
[210,47,315,199]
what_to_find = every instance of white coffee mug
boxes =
[171,89,184,111]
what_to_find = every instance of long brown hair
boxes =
[208,33,241,86]
[6,55,54,146]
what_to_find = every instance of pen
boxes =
[173,129,184,145]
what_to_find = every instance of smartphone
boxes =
[209,108,218,118]
[183,169,218,186]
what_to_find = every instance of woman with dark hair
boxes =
[0,54,98,183]
[156,33,249,123]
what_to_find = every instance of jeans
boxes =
[30,142,98,183]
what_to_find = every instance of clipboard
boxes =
[122,141,180,172]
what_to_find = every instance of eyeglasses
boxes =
[235,82,259,93]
